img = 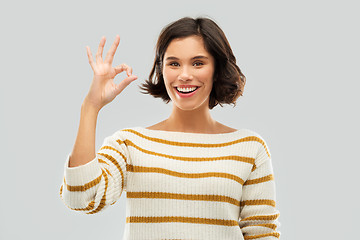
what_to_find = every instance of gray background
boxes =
[1,0,359,239]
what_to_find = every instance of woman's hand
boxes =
[84,35,137,111]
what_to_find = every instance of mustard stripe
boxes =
[124,128,271,158]
[251,164,257,172]
[127,164,245,185]
[72,201,95,212]
[63,174,102,192]
[98,159,109,165]
[104,167,112,177]
[244,232,280,239]
[241,213,280,222]
[98,153,125,190]
[100,145,127,163]
[127,191,240,206]
[241,223,278,230]
[126,216,239,226]
[244,174,274,185]
[87,169,109,214]
[61,195,96,211]
[59,183,96,211]
[240,199,276,207]
[124,129,257,147]
[118,139,254,165]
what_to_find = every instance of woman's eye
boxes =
[193,62,203,66]
[169,62,179,66]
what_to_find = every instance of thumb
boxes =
[114,75,138,96]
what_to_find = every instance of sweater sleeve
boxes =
[59,131,129,214]
[239,138,281,239]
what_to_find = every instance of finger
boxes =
[95,36,106,63]
[114,63,132,76]
[114,64,125,75]
[126,65,133,76]
[104,35,120,64]
[114,75,138,96]
[86,46,95,70]
[123,64,132,76]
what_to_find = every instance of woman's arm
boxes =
[69,35,137,168]
[68,101,99,167]
[239,138,281,239]
[59,35,137,214]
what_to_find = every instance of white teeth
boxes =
[176,87,197,92]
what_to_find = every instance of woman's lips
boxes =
[174,86,200,98]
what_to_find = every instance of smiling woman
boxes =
[162,36,215,111]
[140,17,246,112]
[59,16,281,240]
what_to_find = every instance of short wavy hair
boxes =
[139,16,246,109]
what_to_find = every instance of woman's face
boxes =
[162,35,215,111]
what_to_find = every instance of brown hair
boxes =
[139,16,246,109]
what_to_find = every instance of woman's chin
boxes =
[172,99,209,111]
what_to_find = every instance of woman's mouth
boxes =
[175,86,200,98]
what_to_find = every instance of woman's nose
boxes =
[178,66,193,81]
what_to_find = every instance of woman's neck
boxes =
[162,105,219,133]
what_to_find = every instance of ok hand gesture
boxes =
[84,35,137,111]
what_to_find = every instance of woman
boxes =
[60,17,281,239]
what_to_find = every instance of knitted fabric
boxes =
[60,127,280,240]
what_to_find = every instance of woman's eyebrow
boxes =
[165,55,209,61]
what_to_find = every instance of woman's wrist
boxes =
[81,98,101,114]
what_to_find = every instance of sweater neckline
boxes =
[136,126,242,136]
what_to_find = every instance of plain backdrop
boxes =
[1,0,359,239]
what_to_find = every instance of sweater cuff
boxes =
[64,154,102,186]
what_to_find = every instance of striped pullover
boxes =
[59,127,281,240]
